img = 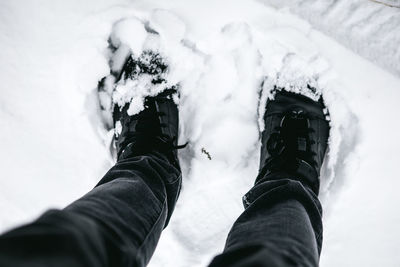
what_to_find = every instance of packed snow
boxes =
[0,0,399,266]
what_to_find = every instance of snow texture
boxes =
[259,0,400,77]
[0,0,399,267]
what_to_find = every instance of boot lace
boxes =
[265,109,317,172]
[118,88,187,158]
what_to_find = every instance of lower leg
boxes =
[210,175,322,267]
[0,151,181,267]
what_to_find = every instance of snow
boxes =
[259,0,400,77]
[0,0,400,266]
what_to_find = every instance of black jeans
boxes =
[0,151,322,267]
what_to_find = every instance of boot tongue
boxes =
[281,110,309,156]
[133,99,162,136]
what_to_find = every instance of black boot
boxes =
[258,89,330,195]
[112,52,183,167]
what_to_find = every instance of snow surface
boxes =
[259,0,400,77]
[0,0,399,266]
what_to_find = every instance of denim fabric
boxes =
[0,151,181,267]
[208,173,322,267]
[0,153,322,267]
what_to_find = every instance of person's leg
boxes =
[0,51,183,267]
[0,151,180,267]
[209,90,329,267]
[209,175,322,267]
